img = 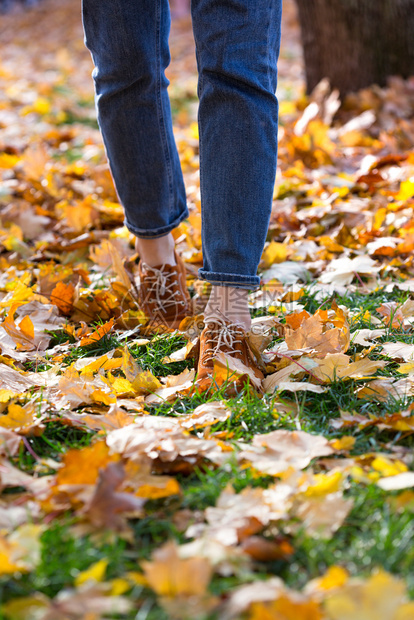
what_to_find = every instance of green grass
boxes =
[0,521,128,602]
[14,422,96,471]
[129,334,194,377]
[282,484,414,597]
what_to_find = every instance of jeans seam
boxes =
[198,274,260,290]
[199,270,260,282]
[155,0,174,214]
[266,0,272,92]
[124,205,189,239]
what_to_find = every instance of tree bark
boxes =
[294,0,414,96]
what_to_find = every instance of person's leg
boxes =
[82,0,188,266]
[170,0,190,19]
[192,0,282,330]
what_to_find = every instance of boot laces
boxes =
[202,318,245,362]
[141,263,185,312]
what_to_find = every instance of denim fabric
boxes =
[82,0,282,289]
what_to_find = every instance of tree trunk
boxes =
[294,0,414,96]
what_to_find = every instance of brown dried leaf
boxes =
[0,427,22,456]
[178,401,231,429]
[212,352,263,391]
[284,308,350,357]
[106,416,233,472]
[186,484,293,546]
[145,369,195,403]
[82,462,145,530]
[293,492,353,538]
[239,430,333,476]
[241,536,294,562]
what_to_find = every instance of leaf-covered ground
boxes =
[0,1,414,618]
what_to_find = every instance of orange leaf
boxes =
[50,281,75,315]
[2,304,36,351]
[285,310,311,330]
[79,318,115,347]
[55,441,120,487]
[248,596,322,620]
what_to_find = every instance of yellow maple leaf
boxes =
[109,577,131,596]
[0,390,17,403]
[307,566,349,592]
[131,370,162,394]
[371,456,408,477]
[396,179,414,202]
[261,241,292,268]
[74,558,108,586]
[304,472,343,498]
[324,570,414,620]
[0,403,43,435]
[0,538,22,575]
[0,153,20,169]
[330,436,356,451]
[79,354,123,376]
[136,478,181,500]
[90,388,116,406]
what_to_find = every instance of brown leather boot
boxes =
[196,317,264,393]
[137,251,191,330]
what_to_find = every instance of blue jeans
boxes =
[82,0,282,289]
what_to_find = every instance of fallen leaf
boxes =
[381,341,414,361]
[142,541,213,597]
[74,558,108,586]
[78,318,115,347]
[377,472,414,491]
[50,281,75,315]
[0,427,21,456]
[293,492,353,538]
[186,484,292,546]
[248,596,323,620]
[81,462,145,530]
[106,416,232,471]
[239,430,333,476]
[324,570,414,620]
[284,307,350,357]
[0,403,45,436]
[241,536,294,562]
[261,241,293,268]
[311,353,385,382]
[305,566,350,595]
[319,256,380,287]
[0,524,42,575]
[145,369,195,403]
[351,329,386,347]
[178,401,231,429]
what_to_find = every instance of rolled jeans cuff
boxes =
[198,269,260,290]
[124,207,189,239]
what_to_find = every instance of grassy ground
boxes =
[2,287,414,619]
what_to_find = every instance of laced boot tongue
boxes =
[202,318,245,365]
[140,262,179,313]
[141,263,168,295]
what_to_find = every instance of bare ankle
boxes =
[204,285,251,332]
[136,232,176,267]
